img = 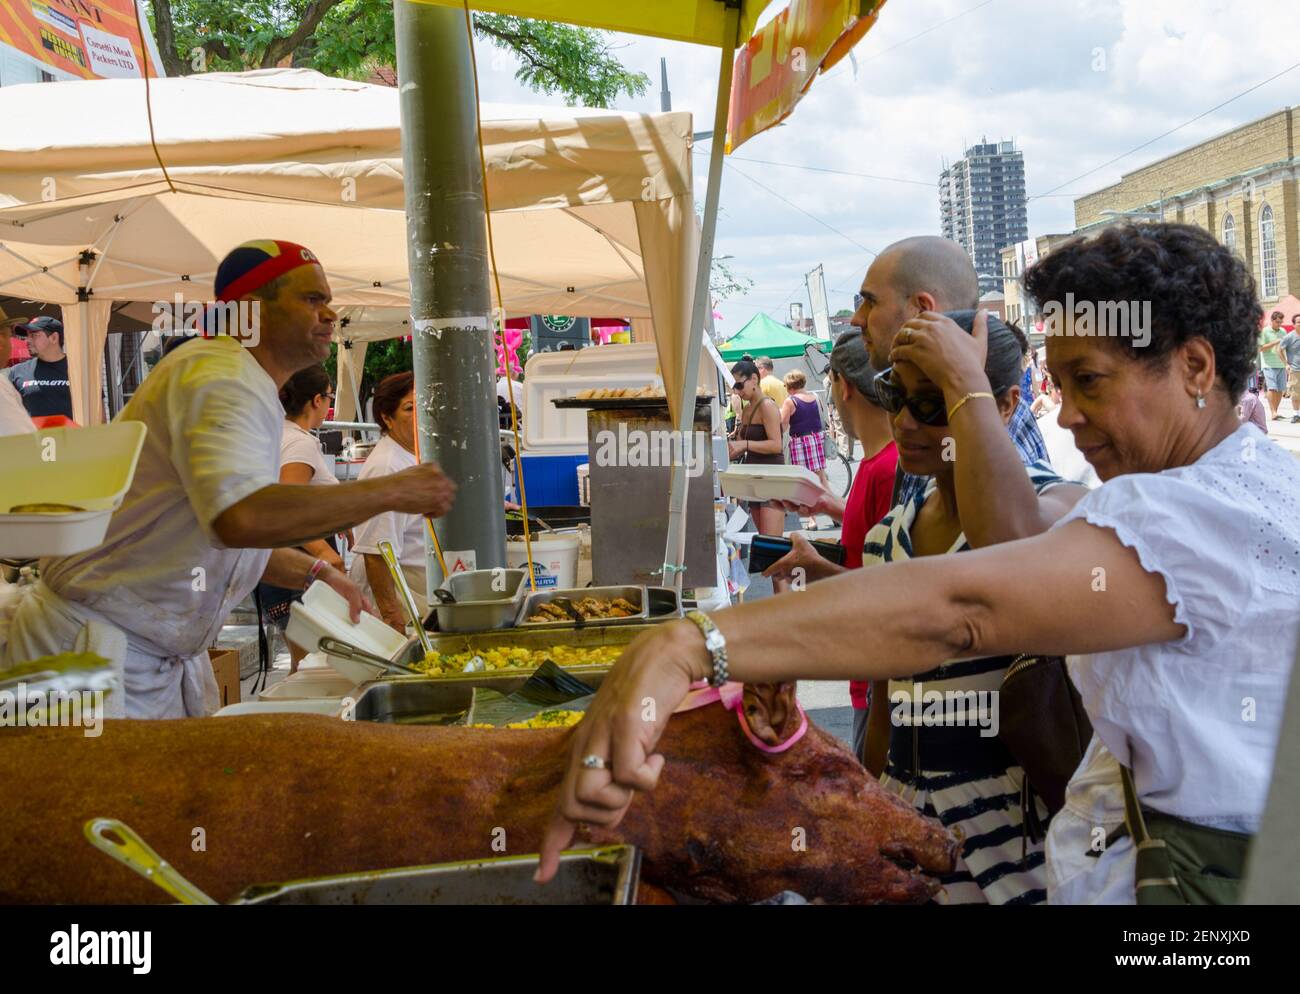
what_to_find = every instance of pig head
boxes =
[0,684,956,904]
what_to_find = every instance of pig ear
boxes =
[741,682,800,747]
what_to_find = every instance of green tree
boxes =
[148,1,649,106]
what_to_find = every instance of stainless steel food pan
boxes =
[519,585,648,629]
[388,622,655,674]
[425,568,528,632]
[352,669,608,724]
[232,846,640,905]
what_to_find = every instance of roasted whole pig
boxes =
[0,684,957,904]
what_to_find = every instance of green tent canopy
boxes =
[718,312,830,361]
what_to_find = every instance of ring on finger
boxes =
[581,754,610,771]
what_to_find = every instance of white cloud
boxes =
[469,0,1300,337]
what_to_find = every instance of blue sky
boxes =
[468,0,1297,339]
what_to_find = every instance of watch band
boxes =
[305,558,328,590]
[685,610,729,688]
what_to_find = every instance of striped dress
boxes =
[862,460,1065,905]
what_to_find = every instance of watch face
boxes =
[705,631,725,651]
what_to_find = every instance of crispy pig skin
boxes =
[0,706,957,905]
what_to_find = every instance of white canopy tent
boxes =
[0,68,697,425]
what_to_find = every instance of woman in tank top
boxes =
[727,357,789,593]
[780,368,830,493]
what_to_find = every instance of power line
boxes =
[982,58,1300,234]
[823,0,1000,82]
[724,159,880,257]
[695,150,935,187]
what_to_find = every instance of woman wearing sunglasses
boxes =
[761,309,1087,902]
[727,356,792,593]
[855,310,1088,903]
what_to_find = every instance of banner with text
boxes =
[0,0,162,81]
[727,0,888,153]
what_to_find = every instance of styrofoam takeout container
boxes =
[258,671,361,701]
[287,581,409,684]
[215,699,346,718]
[718,464,827,508]
[0,422,147,557]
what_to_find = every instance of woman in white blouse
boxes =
[348,372,426,630]
[537,223,1300,905]
[255,364,343,669]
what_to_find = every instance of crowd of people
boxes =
[538,222,1300,908]
[2,219,1297,906]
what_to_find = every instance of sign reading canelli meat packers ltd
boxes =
[0,0,164,82]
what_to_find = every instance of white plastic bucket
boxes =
[506,531,580,590]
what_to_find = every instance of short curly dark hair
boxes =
[1023,223,1260,398]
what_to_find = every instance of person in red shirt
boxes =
[766,329,897,764]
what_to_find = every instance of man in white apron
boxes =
[0,240,456,718]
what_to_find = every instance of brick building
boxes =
[1074,107,1300,308]
[998,233,1075,337]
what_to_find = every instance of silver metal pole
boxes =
[394,0,506,596]
[660,5,741,597]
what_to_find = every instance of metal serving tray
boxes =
[352,669,608,724]
[233,846,641,905]
[519,585,648,628]
[426,568,528,633]
[389,622,655,674]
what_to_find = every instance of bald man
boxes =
[848,235,1049,505]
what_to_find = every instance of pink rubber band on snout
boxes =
[675,680,808,754]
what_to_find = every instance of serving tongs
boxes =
[317,637,423,677]
[378,539,434,657]
[549,596,586,626]
[84,818,218,905]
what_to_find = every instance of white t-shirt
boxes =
[1037,410,1101,489]
[347,434,428,613]
[0,376,34,436]
[41,337,283,658]
[1045,424,1300,904]
[280,420,337,485]
[496,377,525,418]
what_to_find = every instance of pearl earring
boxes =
[1195,393,1206,409]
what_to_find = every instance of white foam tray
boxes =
[215,699,345,717]
[0,421,147,558]
[718,464,827,507]
[286,581,408,685]
[258,671,360,701]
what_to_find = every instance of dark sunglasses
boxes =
[853,292,866,311]
[871,367,951,426]
[731,380,748,392]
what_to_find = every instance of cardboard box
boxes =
[208,648,242,708]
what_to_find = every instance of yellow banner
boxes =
[407,0,773,49]
[727,0,887,152]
